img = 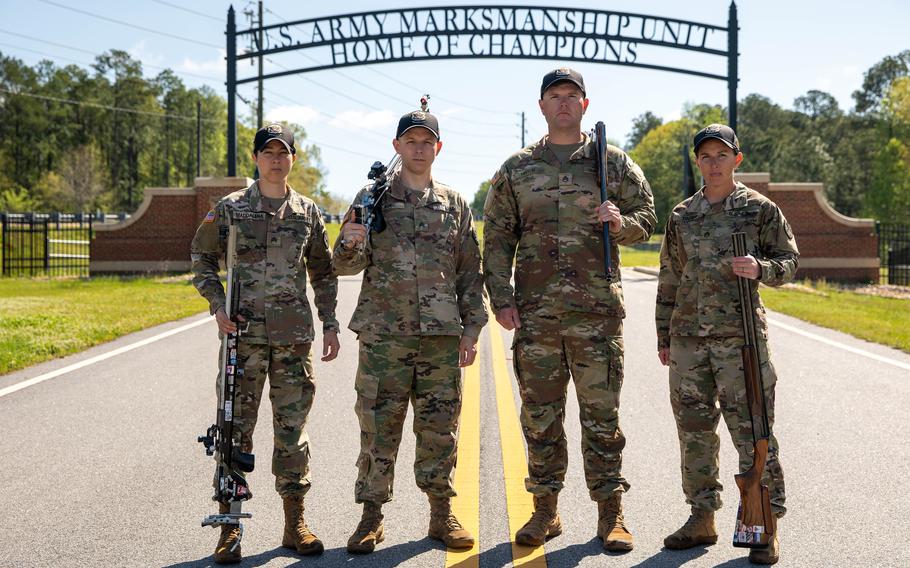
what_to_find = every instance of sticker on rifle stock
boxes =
[224,400,233,421]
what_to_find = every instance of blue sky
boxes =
[1,1,908,205]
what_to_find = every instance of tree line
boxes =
[472,50,910,229]
[0,49,342,214]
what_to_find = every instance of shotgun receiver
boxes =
[731,232,775,548]
[593,121,613,279]
[197,209,255,547]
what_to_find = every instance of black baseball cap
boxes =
[540,68,586,99]
[693,123,740,154]
[254,123,296,154]
[396,110,440,140]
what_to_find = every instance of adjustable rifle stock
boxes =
[197,209,255,543]
[594,121,613,279]
[731,232,775,548]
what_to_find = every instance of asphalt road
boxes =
[2,270,909,568]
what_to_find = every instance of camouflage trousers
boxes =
[513,313,630,501]
[353,333,462,504]
[669,336,786,516]
[217,340,316,497]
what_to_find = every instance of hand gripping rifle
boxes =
[197,209,255,547]
[593,121,613,279]
[351,154,400,235]
[731,232,775,548]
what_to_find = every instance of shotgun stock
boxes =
[731,232,775,548]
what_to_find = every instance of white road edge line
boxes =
[0,316,211,399]
[769,318,910,372]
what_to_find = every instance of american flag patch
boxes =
[203,210,216,223]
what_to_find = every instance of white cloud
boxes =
[266,105,321,125]
[128,40,165,69]
[178,49,226,77]
[329,110,396,131]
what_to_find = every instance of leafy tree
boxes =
[625,111,662,150]
[853,50,910,114]
[471,180,490,219]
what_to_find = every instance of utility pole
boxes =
[257,0,264,128]
[196,99,202,178]
[519,111,527,148]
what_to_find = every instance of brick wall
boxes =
[737,173,878,282]
[93,174,879,282]
[90,177,252,273]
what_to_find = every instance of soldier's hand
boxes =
[322,330,340,362]
[496,307,522,331]
[732,254,761,280]
[658,347,670,366]
[458,335,478,367]
[340,217,367,250]
[214,308,244,334]
[596,200,622,233]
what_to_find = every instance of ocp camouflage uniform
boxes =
[655,182,799,516]
[483,135,656,500]
[191,181,338,497]
[333,173,486,503]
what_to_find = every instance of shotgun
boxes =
[594,121,613,279]
[731,232,775,548]
[197,209,255,547]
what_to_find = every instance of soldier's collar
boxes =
[533,134,592,164]
[387,172,440,206]
[690,182,750,213]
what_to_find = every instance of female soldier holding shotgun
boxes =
[655,124,799,565]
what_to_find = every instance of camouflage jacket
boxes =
[483,134,656,318]
[655,183,800,348]
[191,181,339,345]
[333,173,487,338]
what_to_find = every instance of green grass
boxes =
[761,281,910,353]
[0,276,207,375]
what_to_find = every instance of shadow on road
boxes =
[628,545,713,567]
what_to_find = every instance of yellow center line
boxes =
[446,351,480,568]
[489,317,548,567]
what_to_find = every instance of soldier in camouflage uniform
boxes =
[334,108,487,554]
[483,68,656,552]
[191,124,339,564]
[656,124,798,565]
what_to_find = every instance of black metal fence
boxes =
[876,222,910,286]
[1,213,93,277]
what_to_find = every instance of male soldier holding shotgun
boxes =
[192,123,339,563]
[656,124,798,564]
[483,68,656,552]
[334,105,486,554]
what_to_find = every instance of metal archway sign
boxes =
[225,3,739,175]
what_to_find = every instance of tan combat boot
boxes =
[749,532,780,564]
[281,494,324,556]
[214,502,242,564]
[663,509,718,549]
[515,494,562,546]
[427,495,474,549]
[347,501,385,554]
[597,493,634,552]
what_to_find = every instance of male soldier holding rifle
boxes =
[483,68,656,552]
[191,124,339,563]
[334,104,486,554]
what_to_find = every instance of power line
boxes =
[35,0,221,50]
[0,87,220,122]
[262,7,516,128]
[0,36,222,83]
[150,0,222,22]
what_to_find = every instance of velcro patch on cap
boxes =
[267,124,282,134]
[555,68,570,76]
[410,111,427,122]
